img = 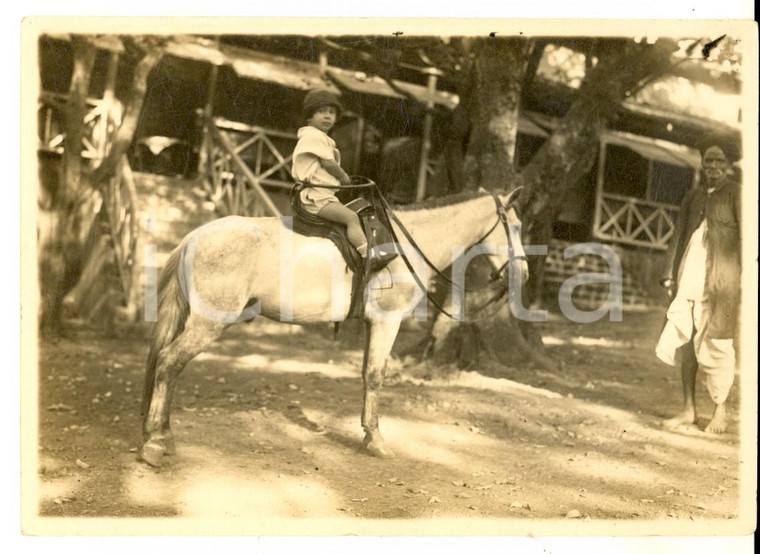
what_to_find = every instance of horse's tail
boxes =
[141,245,190,422]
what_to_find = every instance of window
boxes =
[603,144,649,198]
[648,161,693,206]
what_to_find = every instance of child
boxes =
[292,88,396,269]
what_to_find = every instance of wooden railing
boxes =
[38,91,120,160]
[593,192,680,250]
[103,158,139,307]
[203,117,295,217]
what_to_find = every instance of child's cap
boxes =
[302,89,342,120]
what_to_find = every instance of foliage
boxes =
[634,76,742,124]
[535,45,591,89]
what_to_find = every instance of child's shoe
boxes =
[368,249,398,271]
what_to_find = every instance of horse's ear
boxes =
[502,186,524,208]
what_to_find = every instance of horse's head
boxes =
[480,187,529,286]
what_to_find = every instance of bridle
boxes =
[295,178,526,321]
[481,191,524,283]
[377,188,525,321]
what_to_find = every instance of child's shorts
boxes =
[299,186,340,215]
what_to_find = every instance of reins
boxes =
[297,180,521,320]
[377,193,503,292]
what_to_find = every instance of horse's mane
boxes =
[391,190,489,211]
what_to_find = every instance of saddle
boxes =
[289,183,397,319]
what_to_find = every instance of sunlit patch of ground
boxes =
[125,444,342,518]
[543,335,634,348]
[33,309,750,529]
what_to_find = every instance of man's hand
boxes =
[660,277,675,299]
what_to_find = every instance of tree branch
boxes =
[88,38,165,189]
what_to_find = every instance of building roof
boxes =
[602,130,702,168]
[167,36,459,109]
[518,112,703,168]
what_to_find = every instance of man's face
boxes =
[702,146,729,183]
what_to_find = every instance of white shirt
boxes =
[291,126,341,187]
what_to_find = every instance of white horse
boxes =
[141,189,527,466]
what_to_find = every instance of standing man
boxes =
[656,142,741,434]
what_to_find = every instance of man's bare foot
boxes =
[663,409,697,430]
[704,403,728,434]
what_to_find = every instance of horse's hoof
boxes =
[140,441,166,467]
[162,436,176,456]
[364,439,395,459]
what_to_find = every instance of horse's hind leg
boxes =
[361,317,402,458]
[142,315,227,467]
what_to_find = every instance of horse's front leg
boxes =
[361,317,402,458]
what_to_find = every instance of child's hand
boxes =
[339,175,352,187]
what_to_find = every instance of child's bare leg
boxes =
[664,342,698,429]
[318,202,368,253]
[705,402,728,434]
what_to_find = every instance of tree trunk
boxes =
[38,36,165,335]
[406,255,555,372]
[70,41,164,331]
[415,38,679,373]
[64,208,122,336]
[462,37,532,190]
[88,41,164,188]
[417,37,551,372]
[39,37,98,335]
[517,39,678,306]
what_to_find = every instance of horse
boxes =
[140,188,528,467]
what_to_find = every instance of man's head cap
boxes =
[697,136,741,163]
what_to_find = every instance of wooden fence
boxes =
[593,192,680,251]
[202,117,294,217]
[38,91,120,160]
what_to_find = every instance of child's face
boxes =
[307,105,338,133]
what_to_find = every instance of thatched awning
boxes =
[518,110,702,168]
[42,32,125,52]
[603,130,702,168]
[166,36,459,108]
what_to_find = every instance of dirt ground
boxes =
[32,309,750,531]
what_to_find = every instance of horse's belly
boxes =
[256,252,354,323]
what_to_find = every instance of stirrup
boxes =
[368,250,398,272]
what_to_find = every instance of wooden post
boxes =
[592,139,608,240]
[352,115,365,175]
[199,47,220,177]
[319,51,328,78]
[415,68,443,203]
[645,158,654,200]
[43,105,53,148]
[98,50,120,159]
